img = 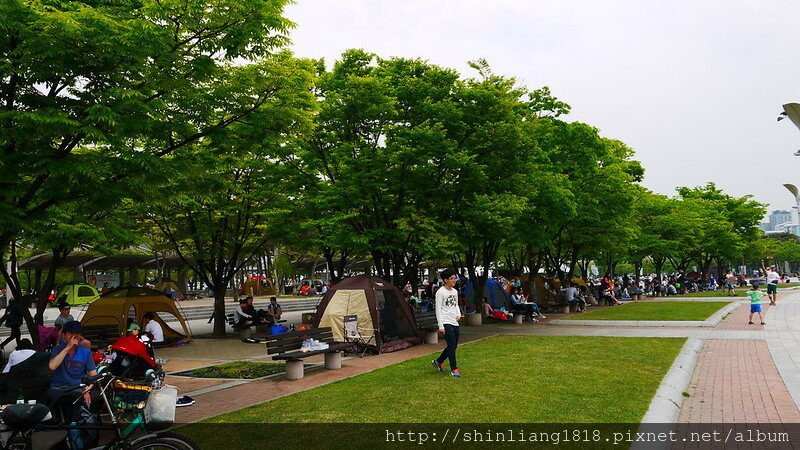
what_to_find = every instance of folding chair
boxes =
[343,314,375,357]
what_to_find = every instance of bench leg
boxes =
[324,352,342,370]
[285,361,304,380]
[513,314,524,324]
[424,331,438,345]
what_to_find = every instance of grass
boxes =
[182,335,683,428]
[566,301,731,321]
[174,361,285,379]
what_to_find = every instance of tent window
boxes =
[78,286,94,297]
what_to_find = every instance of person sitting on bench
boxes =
[511,288,538,321]
[3,338,35,373]
[233,298,255,330]
[242,296,269,325]
[265,297,282,325]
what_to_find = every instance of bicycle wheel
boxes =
[129,431,200,450]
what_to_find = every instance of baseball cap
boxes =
[127,323,140,332]
[62,320,82,334]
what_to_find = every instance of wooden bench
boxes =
[265,327,353,380]
[414,310,439,344]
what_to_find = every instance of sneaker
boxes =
[749,321,754,324]
[450,369,461,377]
[761,322,766,325]
[176,395,195,407]
[431,360,444,374]
[540,315,546,319]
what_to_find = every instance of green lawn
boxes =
[568,301,730,321]
[182,335,683,430]
[174,361,285,379]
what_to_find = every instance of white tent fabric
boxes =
[318,289,372,343]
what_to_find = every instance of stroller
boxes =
[104,335,160,381]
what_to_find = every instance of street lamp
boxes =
[778,103,800,155]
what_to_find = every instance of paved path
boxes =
[156,291,800,427]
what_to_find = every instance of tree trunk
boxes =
[211,286,227,336]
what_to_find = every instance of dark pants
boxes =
[1,326,21,349]
[436,324,459,371]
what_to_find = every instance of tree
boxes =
[300,50,463,287]
[144,54,317,336]
[0,0,295,317]
[676,183,766,278]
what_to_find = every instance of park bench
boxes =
[265,327,353,380]
[414,310,439,344]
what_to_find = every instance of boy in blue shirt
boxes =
[747,284,766,326]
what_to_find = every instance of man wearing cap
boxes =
[54,302,74,329]
[46,320,97,436]
[48,321,96,388]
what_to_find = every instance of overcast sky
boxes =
[284,1,800,217]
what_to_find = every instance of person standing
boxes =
[725,271,736,296]
[747,284,766,325]
[431,269,462,377]
[766,265,780,306]
[0,298,23,351]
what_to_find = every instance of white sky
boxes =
[285,1,800,217]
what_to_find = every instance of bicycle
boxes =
[0,372,199,449]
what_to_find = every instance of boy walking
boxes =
[747,284,766,326]
[431,269,462,377]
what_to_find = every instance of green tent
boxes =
[55,283,100,306]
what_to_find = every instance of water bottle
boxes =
[15,389,23,404]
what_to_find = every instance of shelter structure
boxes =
[313,276,417,352]
[80,287,192,342]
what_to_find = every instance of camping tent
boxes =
[153,279,184,298]
[462,279,512,310]
[80,287,192,342]
[55,283,100,306]
[239,276,277,296]
[313,276,417,349]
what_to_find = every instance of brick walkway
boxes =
[678,340,800,423]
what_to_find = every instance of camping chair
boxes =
[343,315,375,357]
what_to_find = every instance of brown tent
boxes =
[80,287,192,342]
[313,276,417,349]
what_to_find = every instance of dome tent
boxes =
[462,278,512,310]
[80,287,192,342]
[313,276,417,351]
